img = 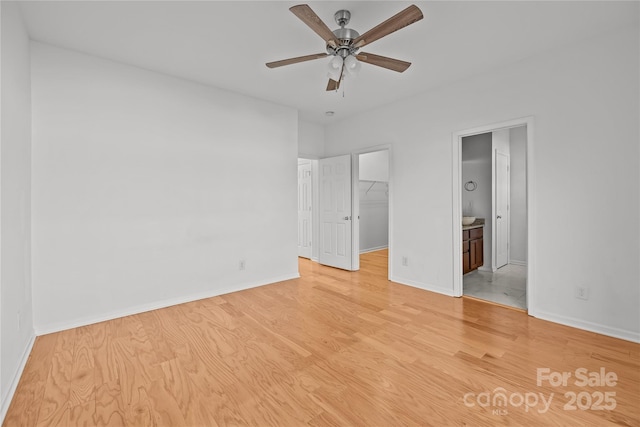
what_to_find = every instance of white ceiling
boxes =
[18,1,639,124]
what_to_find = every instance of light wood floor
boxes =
[4,250,639,426]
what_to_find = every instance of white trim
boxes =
[491,146,496,271]
[360,245,388,254]
[1,333,36,424]
[297,153,321,160]
[452,117,535,317]
[34,273,299,335]
[535,311,640,344]
[525,121,536,316]
[360,200,389,207]
[509,260,527,266]
[390,276,456,297]
[351,153,360,271]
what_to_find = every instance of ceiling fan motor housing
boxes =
[326,10,360,58]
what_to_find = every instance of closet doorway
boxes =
[297,149,392,276]
[352,148,390,276]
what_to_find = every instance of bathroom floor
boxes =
[463,264,526,309]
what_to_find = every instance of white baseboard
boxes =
[534,310,640,343]
[34,273,300,336]
[509,259,527,266]
[360,245,388,254]
[1,332,36,424]
[390,276,455,297]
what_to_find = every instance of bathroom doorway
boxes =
[455,122,531,311]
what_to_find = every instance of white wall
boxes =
[509,126,527,264]
[31,42,299,333]
[359,150,389,182]
[324,26,639,341]
[0,1,35,418]
[298,119,324,158]
[461,133,491,269]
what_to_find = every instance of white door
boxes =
[297,162,312,258]
[495,150,510,268]
[319,155,352,270]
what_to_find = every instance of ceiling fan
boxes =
[266,4,423,91]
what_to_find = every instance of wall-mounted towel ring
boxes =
[464,181,477,191]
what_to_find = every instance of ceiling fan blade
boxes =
[326,78,340,91]
[326,65,343,91]
[356,52,411,73]
[352,5,423,49]
[266,53,328,68]
[290,4,340,48]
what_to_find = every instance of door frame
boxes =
[451,117,536,316]
[297,159,313,259]
[351,144,392,277]
[493,149,510,270]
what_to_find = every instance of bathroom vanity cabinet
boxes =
[463,223,484,274]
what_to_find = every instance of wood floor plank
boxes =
[3,333,58,426]
[35,329,75,427]
[69,326,95,407]
[4,250,639,426]
[93,382,126,427]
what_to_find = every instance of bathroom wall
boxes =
[461,133,491,270]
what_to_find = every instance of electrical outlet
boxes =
[575,286,589,300]
[402,256,409,267]
[239,260,246,270]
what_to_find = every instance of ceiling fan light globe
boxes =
[328,55,343,69]
[344,54,356,68]
[327,55,344,81]
[344,55,361,77]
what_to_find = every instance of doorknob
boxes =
[497,215,502,219]
[343,216,351,220]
